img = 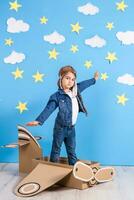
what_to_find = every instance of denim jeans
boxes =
[50,124,77,165]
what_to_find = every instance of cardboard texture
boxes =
[18,125,42,173]
[73,161,115,183]
[73,161,94,182]
[94,167,115,183]
[15,163,72,197]
[31,157,100,190]
[15,158,100,197]
[1,125,115,197]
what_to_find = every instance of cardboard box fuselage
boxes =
[18,125,100,190]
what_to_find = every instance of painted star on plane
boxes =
[40,16,48,24]
[12,67,24,79]
[32,71,44,82]
[117,94,128,105]
[105,52,118,63]
[101,73,109,80]
[84,61,92,69]
[16,102,28,114]
[71,22,83,34]
[106,22,114,30]
[9,0,22,12]
[48,48,59,59]
[116,1,128,11]
[70,45,79,53]
[5,38,14,46]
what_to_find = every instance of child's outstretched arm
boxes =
[77,71,99,93]
[26,93,58,126]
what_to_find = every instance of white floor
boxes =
[0,163,134,200]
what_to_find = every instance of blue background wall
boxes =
[0,0,134,165]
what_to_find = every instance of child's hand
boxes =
[26,121,39,126]
[94,71,99,80]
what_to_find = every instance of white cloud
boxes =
[4,51,25,64]
[116,31,134,45]
[117,74,134,86]
[78,3,99,15]
[85,35,106,48]
[7,17,30,33]
[43,31,65,44]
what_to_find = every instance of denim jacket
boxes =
[36,78,96,127]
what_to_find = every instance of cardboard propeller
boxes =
[95,167,115,183]
[73,161,115,184]
[73,161,94,182]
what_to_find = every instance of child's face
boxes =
[61,72,76,90]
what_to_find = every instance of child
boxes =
[26,66,99,165]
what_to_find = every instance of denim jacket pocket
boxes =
[59,99,66,111]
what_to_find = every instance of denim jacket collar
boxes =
[58,88,66,95]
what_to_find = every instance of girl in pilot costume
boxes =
[27,66,99,165]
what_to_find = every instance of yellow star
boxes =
[9,0,22,12]
[48,48,59,59]
[84,61,92,69]
[71,22,83,34]
[40,16,48,24]
[116,1,128,11]
[5,38,14,46]
[105,52,118,63]
[106,22,114,30]
[117,94,128,105]
[16,102,28,114]
[101,73,109,80]
[12,67,24,79]
[32,71,44,82]
[70,45,79,53]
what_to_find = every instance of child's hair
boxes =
[57,65,77,88]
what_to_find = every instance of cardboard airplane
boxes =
[1,125,115,197]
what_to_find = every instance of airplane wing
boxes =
[14,162,72,197]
